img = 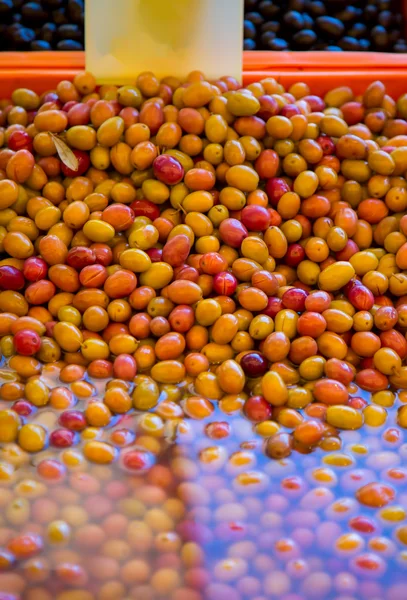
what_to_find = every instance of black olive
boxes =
[244,38,257,50]
[308,1,326,16]
[293,28,317,47]
[31,39,52,50]
[244,0,258,10]
[258,0,280,19]
[371,24,389,48]
[315,16,345,39]
[335,7,361,22]
[283,10,305,30]
[42,0,64,7]
[364,5,378,22]
[6,22,22,38]
[347,23,367,39]
[0,0,12,12]
[261,21,280,33]
[378,10,393,28]
[21,2,49,24]
[326,45,343,51]
[288,0,305,11]
[389,29,402,44]
[378,0,392,10]
[316,16,345,39]
[268,37,289,50]
[57,23,82,41]
[260,30,277,46]
[244,19,257,39]
[338,36,360,50]
[40,22,57,43]
[394,41,407,52]
[302,13,314,29]
[67,0,85,24]
[245,11,265,26]
[57,39,83,50]
[12,12,22,23]
[52,8,69,25]
[12,26,36,47]
[359,39,371,50]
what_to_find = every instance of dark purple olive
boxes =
[316,16,345,39]
[302,13,314,29]
[389,29,402,44]
[364,5,378,22]
[268,37,289,50]
[240,352,268,378]
[57,23,82,41]
[11,26,36,46]
[336,6,362,22]
[30,39,52,50]
[283,10,305,30]
[244,0,257,10]
[244,19,257,39]
[308,1,326,16]
[52,8,69,25]
[245,11,264,26]
[258,0,280,19]
[378,10,393,28]
[288,0,306,11]
[40,22,56,43]
[42,0,64,7]
[371,25,389,49]
[394,41,407,52]
[0,0,13,13]
[261,21,280,33]
[359,39,371,50]
[378,0,392,10]
[348,23,367,39]
[57,39,83,50]
[67,0,84,23]
[244,39,257,50]
[338,36,361,51]
[261,31,277,46]
[21,2,48,24]
[293,29,317,47]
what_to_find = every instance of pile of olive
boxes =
[0,0,84,51]
[244,0,407,52]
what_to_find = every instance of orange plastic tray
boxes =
[1,0,406,82]
[1,48,407,72]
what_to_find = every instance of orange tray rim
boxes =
[1,50,407,72]
[2,67,407,99]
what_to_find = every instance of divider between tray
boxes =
[1,68,407,98]
[243,51,407,71]
[0,52,85,70]
[2,51,407,73]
